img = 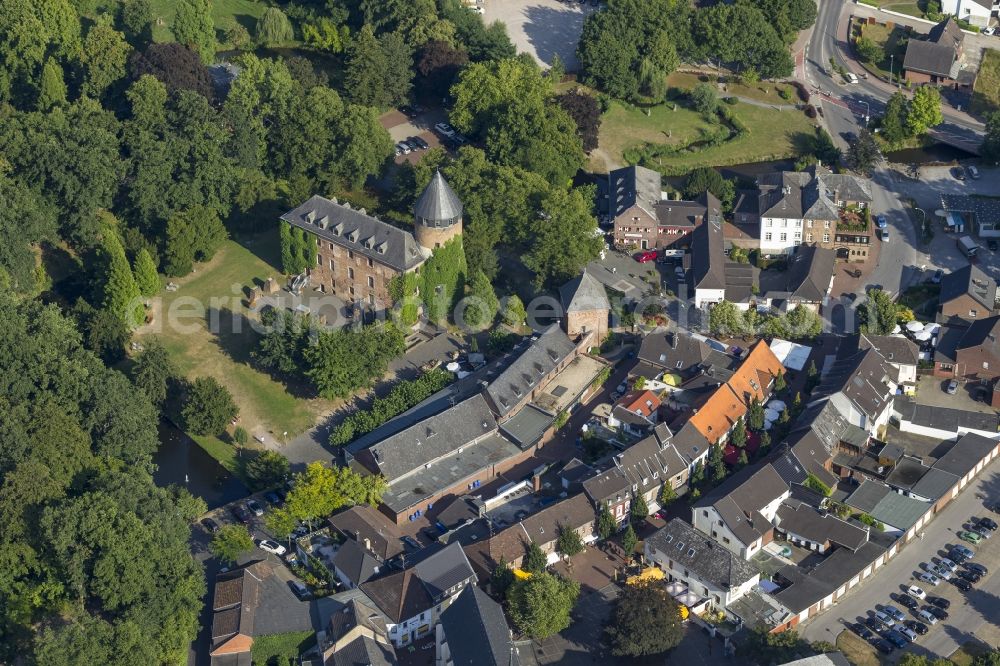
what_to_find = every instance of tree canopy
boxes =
[507,573,580,639]
[606,582,684,656]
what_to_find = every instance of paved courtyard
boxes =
[483,0,598,70]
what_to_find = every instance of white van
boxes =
[845,72,859,84]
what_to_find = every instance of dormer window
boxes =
[304,210,316,223]
[332,224,343,236]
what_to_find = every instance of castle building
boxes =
[280,171,463,311]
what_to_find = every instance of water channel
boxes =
[153,420,248,510]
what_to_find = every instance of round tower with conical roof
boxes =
[413,170,463,250]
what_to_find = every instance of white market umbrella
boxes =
[922,322,941,334]
[446,362,461,372]
[767,399,787,411]
[914,331,933,342]
[764,408,781,422]
[906,321,925,332]
[763,420,774,430]
[891,325,902,334]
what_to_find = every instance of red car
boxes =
[634,250,658,263]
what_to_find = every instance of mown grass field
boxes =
[972,49,1000,116]
[135,235,336,461]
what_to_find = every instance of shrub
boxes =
[805,105,817,119]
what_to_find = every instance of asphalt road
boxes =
[799,456,1000,659]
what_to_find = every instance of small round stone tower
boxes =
[413,170,463,250]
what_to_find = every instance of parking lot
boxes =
[483,0,598,70]
[800,455,1000,660]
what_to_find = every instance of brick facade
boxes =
[565,308,608,346]
[311,242,407,308]
[940,293,994,322]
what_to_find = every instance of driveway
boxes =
[798,455,1000,660]
[483,0,597,70]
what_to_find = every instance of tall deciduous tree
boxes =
[523,541,548,573]
[128,43,214,99]
[255,7,293,46]
[846,129,880,176]
[131,339,175,408]
[598,505,616,539]
[81,20,131,99]
[524,186,602,289]
[462,269,498,329]
[182,376,238,435]
[245,451,291,491]
[210,524,254,564]
[163,206,228,276]
[982,112,1000,164]
[556,90,601,152]
[556,526,584,557]
[121,0,153,44]
[606,582,684,656]
[683,167,734,210]
[507,573,580,639]
[173,0,215,63]
[344,24,391,108]
[907,85,943,136]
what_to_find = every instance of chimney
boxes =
[670,333,678,349]
[363,537,371,551]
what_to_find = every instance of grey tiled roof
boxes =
[774,540,886,612]
[281,195,428,272]
[904,41,958,78]
[691,201,727,290]
[413,541,477,600]
[653,198,705,227]
[931,432,998,479]
[775,502,868,551]
[440,586,518,666]
[328,505,404,562]
[844,480,928,530]
[694,463,789,546]
[608,165,662,218]
[330,635,397,666]
[893,397,1000,435]
[366,394,498,483]
[484,325,577,417]
[782,245,836,302]
[636,332,732,376]
[333,539,382,587]
[910,467,960,500]
[560,269,610,314]
[815,348,893,421]
[938,263,997,310]
[646,518,759,589]
[414,171,463,224]
[885,456,930,490]
[957,315,1000,353]
[757,166,870,221]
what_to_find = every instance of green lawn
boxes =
[857,20,909,83]
[972,49,1000,115]
[595,97,818,175]
[667,72,799,106]
[136,235,336,455]
[149,0,271,48]
[880,2,924,17]
[251,631,316,666]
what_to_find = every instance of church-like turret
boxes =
[413,170,463,249]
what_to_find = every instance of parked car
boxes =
[946,379,959,395]
[852,623,874,640]
[247,499,264,517]
[952,577,973,592]
[411,136,430,150]
[290,580,311,600]
[873,638,894,655]
[898,626,919,643]
[907,585,926,600]
[931,269,943,284]
[931,564,952,580]
[953,166,966,180]
[938,558,958,572]
[395,141,411,155]
[434,122,456,137]
[201,517,221,533]
[258,539,287,556]
[989,239,999,252]
[873,610,895,627]
[881,229,890,242]
[917,609,938,625]
[884,630,909,648]
[918,572,940,586]
[927,596,950,610]
[634,250,658,263]
[264,491,281,505]
[897,594,918,609]
[968,165,980,179]
[958,569,981,583]
[883,606,906,623]
[402,536,421,551]
[951,544,975,560]
[231,504,252,524]
[865,616,884,632]
[960,530,983,544]
[965,562,989,576]
[876,214,888,229]
[926,605,949,621]
[978,517,998,531]
[972,526,992,540]
[906,620,928,636]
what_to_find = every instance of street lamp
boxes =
[861,100,870,124]
[889,54,894,87]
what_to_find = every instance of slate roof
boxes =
[941,195,1000,239]
[559,269,610,314]
[636,331,734,376]
[608,165,662,219]
[484,325,577,418]
[361,542,476,623]
[691,195,727,291]
[668,421,712,463]
[904,18,963,78]
[934,324,966,363]
[414,171,463,224]
[653,197,706,227]
[956,315,1000,353]
[281,195,428,272]
[333,539,383,587]
[893,397,1000,435]
[938,263,997,310]
[855,334,920,367]
[816,348,893,421]
[782,246,836,302]
[757,166,871,221]
[435,495,486,531]
[364,394,498,483]
[725,262,758,303]
[439,585,518,666]
[931,432,998,479]
[775,502,868,551]
[646,518,759,590]
[329,636,397,666]
[328,506,404,562]
[694,463,788,546]
[327,596,389,643]
[910,467,960,500]
[210,563,263,648]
